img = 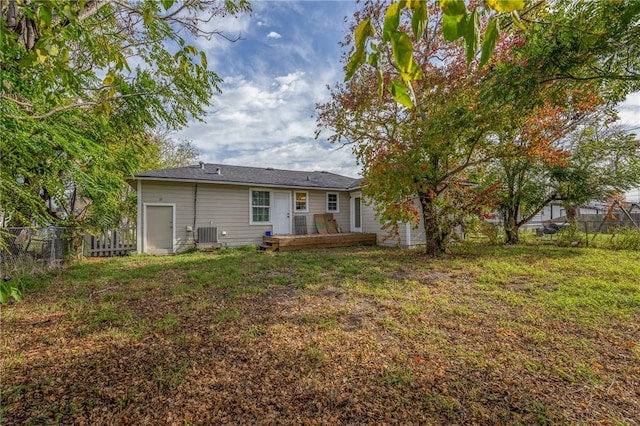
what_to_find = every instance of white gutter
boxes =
[133,176,357,192]
[136,179,142,254]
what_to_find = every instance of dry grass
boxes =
[1,245,639,425]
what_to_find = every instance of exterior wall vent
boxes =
[198,227,218,243]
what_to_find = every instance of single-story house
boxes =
[133,163,426,254]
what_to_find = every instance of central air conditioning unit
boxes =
[198,227,217,243]
[196,227,221,250]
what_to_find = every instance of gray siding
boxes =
[407,197,426,246]
[294,190,349,235]
[139,181,356,252]
[360,196,425,247]
[361,200,402,247]
[196,184,266,247]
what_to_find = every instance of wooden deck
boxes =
[259,233,377,252]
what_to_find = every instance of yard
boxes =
[1,245,639,425]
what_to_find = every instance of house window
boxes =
[326,192,339,213]
[251,190,270,224]
[295,191,308,212]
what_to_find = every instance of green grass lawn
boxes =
[2,245,639,425]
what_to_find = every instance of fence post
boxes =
[49,231,55,266]
[584,221,589,247]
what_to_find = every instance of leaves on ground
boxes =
[2,245,639,425]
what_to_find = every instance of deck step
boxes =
[261,233,377,252]
[258,243,279,252]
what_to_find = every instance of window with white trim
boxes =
[251,190,270,223]
[294,191,308,212]
[326,192,339,213]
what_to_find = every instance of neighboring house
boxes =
[133,163,426,254]
[513,200,639,230]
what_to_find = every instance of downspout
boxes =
[136,180,142,253]
[193,183,198,245]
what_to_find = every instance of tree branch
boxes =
[516,194,561,227]
[539,72,640,85]
[6,92,157,120]
[1,95,34,108]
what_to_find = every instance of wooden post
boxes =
[617,202,640,230]
[584,221,589,247]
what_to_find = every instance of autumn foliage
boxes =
[318,1,532,253]
[318,0,639,252]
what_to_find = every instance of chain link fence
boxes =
[1,226,139,276]
[0,227,68,275]
[574,217,640,249]
[577,213,640,234]
[468,213,640,250]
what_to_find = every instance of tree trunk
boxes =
[564,203,579,225]
[503,208,520,244]
[66,229,85,260]
[505,226,520,244]
[419,191,447,255]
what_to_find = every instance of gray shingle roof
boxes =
[135,163,361,190]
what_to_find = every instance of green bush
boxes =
[612,228,640,251]
[557,223,584,247]
[468,220,503,245]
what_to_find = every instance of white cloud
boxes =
[618,108,640,128]
[220,140,360,177]
[616,92,640,202]
[174,66,359,177]
[616,91,640,130]
[621,92,640,106]
[172,3,358,177]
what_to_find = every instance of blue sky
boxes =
[173,1,640,200]
[174,1,360,177]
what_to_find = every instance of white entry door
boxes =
[350,193,362,232]
[145,205,174,254]
[272,192,291,235]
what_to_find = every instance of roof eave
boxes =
[133,176,355,191]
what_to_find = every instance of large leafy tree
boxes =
[318,1,502,255]
[353,0,639,107]
[520,0,640,98]
[491,97,604,244]
[145,132,202,170]
[1,0,250,228]
[345,0,528,107]
[550,123,640,224]
[481,0,640,243]
[320,0,640,254]
[1,0,250,301]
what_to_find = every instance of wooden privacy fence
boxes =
[85,228,136,257]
